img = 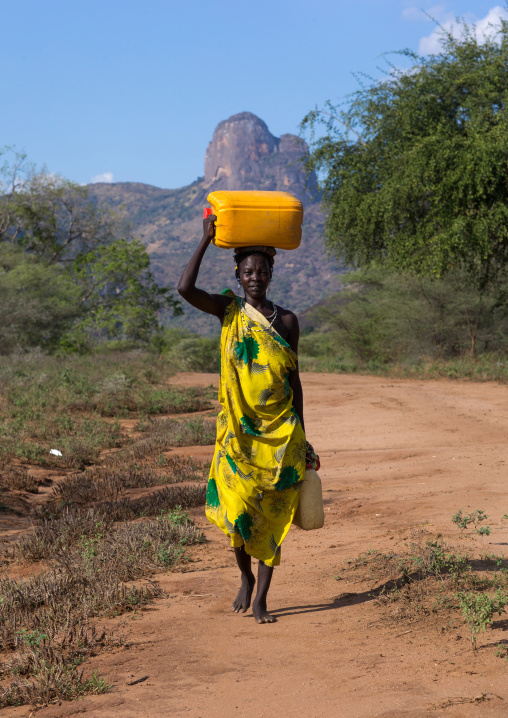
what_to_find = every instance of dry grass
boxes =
[0,466,45,493]
[0,416,125,469]
[111,416,216,465]
[0,511,205,708]
[52,516,206,581]
[52,455,208,506]
[13,508,114,562]
[18,484,207,562]
[87,380,212,417]
[0,351,216,707]
[1,654,111,708]
[0,351,215,468]
[340,529,508,631]
[3,516,204,643]
[104,485,207,522]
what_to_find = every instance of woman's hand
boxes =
[203,214,216,243]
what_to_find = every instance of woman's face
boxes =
[237,254,271,300]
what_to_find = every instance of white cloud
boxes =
[419,5,508,55]
[402,5,447,23]
[90,171,114,184]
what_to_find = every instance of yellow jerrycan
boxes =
[206,190,303,250]
[292,469,325,530]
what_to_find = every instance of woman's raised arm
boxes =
[177,214,231,320]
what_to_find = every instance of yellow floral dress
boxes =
[205,290,306,567]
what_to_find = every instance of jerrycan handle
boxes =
[203,207,213,219]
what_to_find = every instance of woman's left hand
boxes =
[306,441,320,470]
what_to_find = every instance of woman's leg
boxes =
[232,545,255,613]
[252,560,276,624]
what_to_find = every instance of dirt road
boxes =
[15,373,508,717]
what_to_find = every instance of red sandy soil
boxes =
[5,372,508,718]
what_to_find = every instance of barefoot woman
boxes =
[178,214,306,624]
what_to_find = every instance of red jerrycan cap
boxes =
[203,207,213,219]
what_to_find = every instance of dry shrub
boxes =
[115,416,216,464]
[2,516,202,651]
[0,509,204,707]
[52,517,206,582]
[52,456,207,506]
[0,567,158,654]
[149,416,216,447]
[0,466,42,494]
[0,654,110,708]
[14,508,114,562]
[118,454,208,485]
[52,470,124,505]
[19,484,206,563]
[109,485,207,521]
[86,380,212,417]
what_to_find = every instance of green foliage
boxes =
[301,266,508,363]
[343,519,508,653]
[161,505,191,526]
[16,629,49,648]
[67,238,178,348]
[302,18,508,287]
[409,538,469,583]
[0,244,80,353]
[0,149,181,353]
[0,350,212,466]
[457,590,508,649]
[452,509,490,536]
[156,543,186,567]
[152,328,220,372]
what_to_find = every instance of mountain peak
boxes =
[204,111,317,200]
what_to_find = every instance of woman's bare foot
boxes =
[232,572,255,613]
[252,596,277,624]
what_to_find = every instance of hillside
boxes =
[88,112,343,333]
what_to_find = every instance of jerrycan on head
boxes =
[206,190,303,250]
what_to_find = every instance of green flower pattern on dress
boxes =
[235,511,253,541]
[234,336,260,364]
[206,478,221,508]
[275,465,301,491]
[272,334,291,350]
[241,414,262,437]
[225,453,237,474]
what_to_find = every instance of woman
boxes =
[178,213,306,624]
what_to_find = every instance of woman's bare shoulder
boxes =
[277,306,299,328]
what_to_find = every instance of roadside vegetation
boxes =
[337,511,508,654]
[298,268,508,380]
[0,351,215,709]
[299,16,508,380]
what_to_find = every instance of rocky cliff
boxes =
[88,112,342,333]
[204,112,318,200]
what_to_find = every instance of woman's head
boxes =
[234,248,275,300]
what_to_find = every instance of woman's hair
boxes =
[234,249,274,278]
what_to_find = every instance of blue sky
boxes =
[0,1,506,189]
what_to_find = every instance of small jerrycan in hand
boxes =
[293,443,325,530]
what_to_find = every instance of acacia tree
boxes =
[302,16,508,288]
[0,150,181,351]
